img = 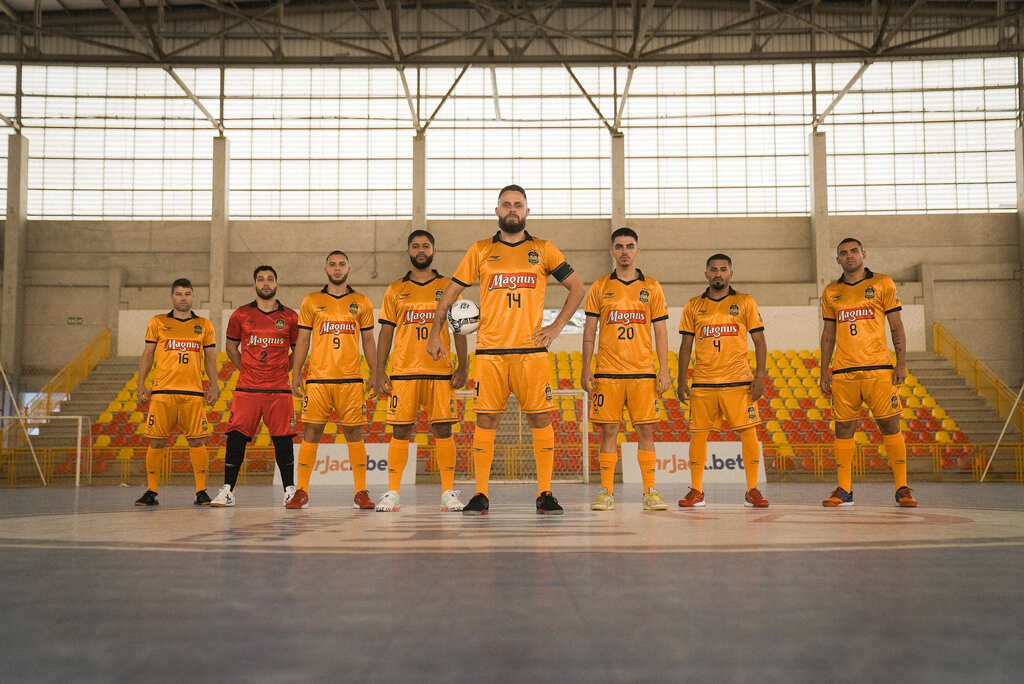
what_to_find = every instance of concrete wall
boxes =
[16,213,1019,387]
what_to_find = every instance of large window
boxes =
[818,58,1017,214]
[425,67,611,218]
[624,64,812,216]
[20,66,216,220]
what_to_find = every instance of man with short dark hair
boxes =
[211,265,299,508]
[427,184,585,515]
[135,278,220,506]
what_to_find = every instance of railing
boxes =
[21,328,112,423]
[932,322,1024,436]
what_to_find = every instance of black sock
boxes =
[224,431,248,489]
[272,435,296,488]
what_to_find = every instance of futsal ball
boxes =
[447,300,480,335]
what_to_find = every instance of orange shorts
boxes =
[689,384,759,432]
[386,376,457,425]
[474,352,554,415]
[145,392,211,439]
[830,368,900,422]
[589,375,660,425]
[301,379,367,426]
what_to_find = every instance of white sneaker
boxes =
[210,484,235,507]
[375,490,401,512]
[283,485,297,507]
[441,489,465,511]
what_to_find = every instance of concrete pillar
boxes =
[412,131,426,227]
[1015,127,1024,379]
[106,267,125,356]
[1,134,29,404]
[920,263,935,352]
[611,130,625,228]
[808,131,832,304]
[210,136,229,343]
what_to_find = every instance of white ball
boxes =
[447,299,480,335]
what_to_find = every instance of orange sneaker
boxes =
[744,488,770,508]
[895,486,918,508]
[353,489,375,510]
[284,488,309,509]
[822,487,854,507]
[678,488,705,508]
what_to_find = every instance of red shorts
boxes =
[226,390,297,439]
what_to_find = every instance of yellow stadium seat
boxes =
[415,434,429,445]
[94,434,111,447]
[254,433,271,447]
[174,435,189,447]
[334,433,347,443]
[935,430,952,443]
[97,412,113,424]
[786,376,802,388]
[932,407,947,420]
[766,420,781,432]
[324,423,338,434]
[901,407,915,420]
[798,350,811,358]
[769,398,784,410]
[912,385,928,398]
[854,431,869,444]
[777,387,793,399]
[941,419,957,431]
[802,377,817,389]
[922,396,937,408]
[904,395,921,408]
[807,408,822,421]
[792,388,808,399]
[781,367,796,379]
[784,398,800,410]
[128,411,144,424]
[775,408,791,421]
[771,432,788,445]
[815,397,829,409]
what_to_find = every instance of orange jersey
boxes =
[584,270,668,375]
[379,271,456,377]
[821,269,901,373]
[679,288,764,386]
[144,312,216,394]
[452,231,574,353]
[297,286,374,380]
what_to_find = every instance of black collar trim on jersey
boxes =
[837,268,874,285]
[402,269,443,285]
[492,230,533,247]
[610,269,646,285]
[248,299,286,315]
[166,310,199,321]
[701,286,736,302]
[320,284,354,299]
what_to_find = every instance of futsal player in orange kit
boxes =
[374,230,469,512]
[286,250,377,510]
[426,184,585,515]
[134,278,219,506]
[582,227,672,511]
[677,254,770,508]
[820,237,917,507]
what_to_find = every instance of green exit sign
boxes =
[66,316,84,326]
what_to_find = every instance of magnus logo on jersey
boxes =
[164,339,201,352]
[699,324,740,339]
[837,307,875,323]
[403,310,436,325]
[606,310,647,325]
[247,335,287,348]
[319,321,357,335]
[488,272,538,291]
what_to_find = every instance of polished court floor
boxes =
[2,481,1022,683]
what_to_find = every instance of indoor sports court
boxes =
[2,1,1024,682]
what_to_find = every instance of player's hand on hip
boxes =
[426,333,445,361]
[749,374,765,402]
[532,323,562,348]
[451,365,468,390]
[656,368,672,395]
[676,382,690,402]
[581,368,594,394]
[819,372,832,396]
[204,384,220,405]
[892,365,907,386]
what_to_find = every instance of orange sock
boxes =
[472,426,496,497]
[740,427,761,490]
[386,438,409,492]
[690,431,708,491]
[883,432,908,489]
[348,440,368,493]
[637,449,656,491]
[296,440,318,491]
[189,446,208,492]
[835,437,855,492]
[435,436,456,492]
[599,452,618,493]
[145,447,164,492]
[532,425,555,495]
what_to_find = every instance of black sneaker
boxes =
[462,492,489,516]
[135,490,159,507]
[194,489,212,506]
[536,490,564,515]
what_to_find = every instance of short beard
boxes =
[327,274,348,286]
[409,253,434,270]
[498,215,526,234]
[256,287,278,301]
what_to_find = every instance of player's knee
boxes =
[186,437,205,447]
[271,434,294,455]
[149,438,171,448]
[834,421,857,439]
[877,417,900,435]
[303,423,325,441]
[392,424,413,440]
[526,412,552,429]
[431,422,453,439]
[476,413,500,429]
[342,425,364,442]
[226,430,249,448]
